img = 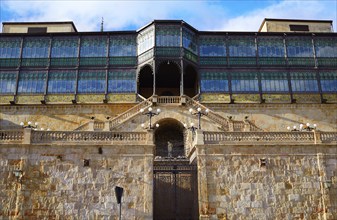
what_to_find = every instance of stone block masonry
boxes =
[0,144,154,219]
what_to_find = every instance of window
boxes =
[51,37,79,58]
[80,36,107,57]
[22,37,50,58]
[320,71,337,92]
[261,72,289,92]
[17,71,47,94]
[183,27,198,54]
[290,71,318,92]
[200,71,228,92]
[289,25,309,32]
[0,38,21,58]
[137,26,155,54]
[78,70,105,93]
[28,27,47,33]
[231,71,259,92]
[48,70,76,94]
[108,70,136,93]
[110,35,136,56]
[0,71,17,94]
[229,36,256,57]
[199,36,226,57]
[156,25,180,47]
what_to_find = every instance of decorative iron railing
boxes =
[156,96,181,104]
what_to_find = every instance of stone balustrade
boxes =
[0,130,24,142]
[156,96,181,104]
[203,131,337,144]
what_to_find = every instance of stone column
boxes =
[195,129,209,219]
[23,128,32,144]
[88,121,94,131]
[143,151,154,219]
[103,121,110,131]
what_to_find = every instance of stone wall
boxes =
[0,144,154,219]
[196,144,337,220]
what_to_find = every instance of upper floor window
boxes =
[199,36,226,57]
[200,71,229,92]
[138,25,155,54]
[0,71,17,94]
[315,37,337,57]
[258,36,285,57]
[22,37,50,58]
[17,70,46,94]
[261,71,289,92]
[78,70,106,93]
[108,69,136,93]
[51,37,79,58]
[156,25,180,47]
[183,27,198,54]
[48,70,77,94]
[290,71,318,92]
[80,36,107,57]
[0,37,21,58]
[110,35,137,57]
[231,71,259,92]
[228,36,256,57]
[286,37,313,57]
[320,71,337,92]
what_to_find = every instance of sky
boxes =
[0,0,336,32]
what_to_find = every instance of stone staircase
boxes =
[73,95,263,132]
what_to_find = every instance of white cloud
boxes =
[1,0,336,32]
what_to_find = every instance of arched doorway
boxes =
[153,118,199,220]
[154,118,185,157]
[138,65,153,98]
[156,61,181,96]
[184,65,198,97]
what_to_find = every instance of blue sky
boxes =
[1,0,336,32]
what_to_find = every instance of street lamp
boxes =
[184,122,198,141]
[189,107,209,129]
[20,121,50,131]
[140,107,161,129]
[287,123,317,132]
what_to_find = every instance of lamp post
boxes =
[115,186,124,220]
[140,107,161,129]
[20,121,50,131]
[184,122,198,141]
[189,107,209,129]
[287,123,317,132]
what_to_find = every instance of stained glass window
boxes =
[138,26,155,54]
[290,71,318,92]
[200,71,228,92]
[286,37,313,57]
[315,37,337,57]
[228,36,256,57]
[320,71,337,92]
[22,37,50,58]
[110,35,137,56]
[78,70,106,93]
[0,37,21,58]
[183,27,198,54]
[258,37,284,57]
[231,71,259,92]
[51,37,79,57]
[261,72,289,92]
[80,36,107,57]
[156,25,180,47]
[17,71,46,94]
[48,70,77,94]
[0,71,17,94]
[199,36,226,57]
[108,70,136,93]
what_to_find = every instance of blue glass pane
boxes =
[51,37,79,58]
[200,72,228,92]
[315,37,337,57]
[156,25,180,47]
[183,27,197,54]
[110,35,136,56]
[78,70,106,93]
[0,38,21,58]
[18,71,46,94]
[138,26,155,54]
[231,72,259,92]
[108,70,136,93]
[0,71,17,94]
[290,71,318,92]
[80,36,107,57]
[48,70,76,94]
[258,37,284,57]
[287,37,313,57]
[22,37,50,58]
[199,36,226,57]
[229,36,256,57]
[261,72,289,92]
[320,71,337,92]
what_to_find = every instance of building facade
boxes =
[0,19,336,219]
